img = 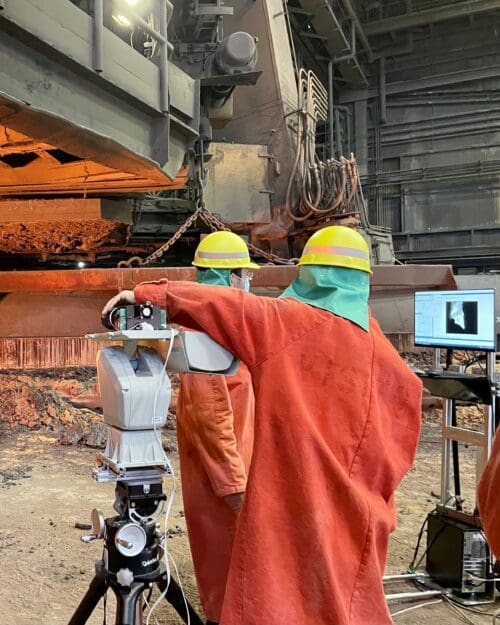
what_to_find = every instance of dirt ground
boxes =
[0,368,498,625]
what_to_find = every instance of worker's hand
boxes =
[224,492,245,514]
[101,290,136,320]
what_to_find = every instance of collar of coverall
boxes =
[280,265,370,331]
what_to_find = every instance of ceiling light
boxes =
[112,13,132,27]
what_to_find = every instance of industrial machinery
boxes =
[0,0,394,269]
[71,305,238,625]
[1,0,499,271]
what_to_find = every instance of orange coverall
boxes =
[135,280,423,625]
[478,431,500,557]
[176,368,254,622]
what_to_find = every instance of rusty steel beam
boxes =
[0,265,456,293]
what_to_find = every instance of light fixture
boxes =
[112,13,132,27]
[77,261,86,269]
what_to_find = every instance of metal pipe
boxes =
[334,108,342,157]
[328,59,335,158]
[327,20,356,158]
[339,0,373,61]
[441,399,453,505]
[335,106,353,154]
[487,351,496,457]
[335,19,357,64]
[383,573,429,582]
[433,348,441,371]
[158,0,169,114]
[385,590,444,601]
[93,0,104,73]
[379,57,387,124]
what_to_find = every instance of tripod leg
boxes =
[68,574,107,625]
[113,581,146,625]
[157,575,204,625]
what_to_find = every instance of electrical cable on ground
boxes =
[390,598,443,618]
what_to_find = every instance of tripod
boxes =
[68,480,203,625]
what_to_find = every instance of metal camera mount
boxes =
[68,305,238,625]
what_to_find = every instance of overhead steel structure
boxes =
[330,0,500,272]
[1,0,499,271]
[0,0,199,193]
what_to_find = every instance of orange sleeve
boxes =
[134,280,319,368]
[178,373,247,497]
[478,432,500,557]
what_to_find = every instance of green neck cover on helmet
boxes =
[197,267,232,287]
[280,265,370,331]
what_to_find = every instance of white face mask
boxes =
[230,272,252,291]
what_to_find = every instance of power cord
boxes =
[390,599,443,619]
[146,329,191,625]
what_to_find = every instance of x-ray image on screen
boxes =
[414,289,496,351]
[445,301,478,335]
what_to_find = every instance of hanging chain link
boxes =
[198,209,297,265]
[117,160,297,268]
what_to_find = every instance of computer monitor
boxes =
[414,289,496,351]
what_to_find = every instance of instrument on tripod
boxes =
[68,304,238,625]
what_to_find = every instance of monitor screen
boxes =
[414,289,496,351]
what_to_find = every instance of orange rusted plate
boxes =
[0,265,456,293]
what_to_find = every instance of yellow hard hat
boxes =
[299,226,371,273]
[193,231,259,269]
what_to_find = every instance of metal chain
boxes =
[117,206,204,268]
[198,210,297,265]
[117,161,297,267]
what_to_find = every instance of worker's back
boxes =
[220,297,423,625]
[133,279,423,625]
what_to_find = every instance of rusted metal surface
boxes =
[0,332,418,369]
[0,268,196,293]
[369,265,457,292]
[0,263,454,366]
[0,264,456,293]
[0,337,99,369]
[0,128,190,195]
[0,221,129,255]
[385,333,416,354]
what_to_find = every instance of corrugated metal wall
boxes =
[0,338,99,369]
[341,8,500,270]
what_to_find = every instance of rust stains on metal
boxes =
[0,333,419,369]
[0,268,196,293]
[0,265,456,293]
[0,127,190,196]
[0,220,129,254]
[0,337,99,369]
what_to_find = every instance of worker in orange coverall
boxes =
[177,231,258,625]
[102,226,423,625]
[478,430,500,558]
